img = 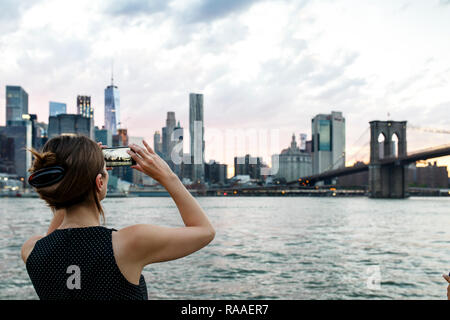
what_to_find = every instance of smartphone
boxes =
[102,147,136,167]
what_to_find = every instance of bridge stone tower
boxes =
[369,120,408,198]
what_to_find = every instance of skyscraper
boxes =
[189,93,205,183]
[311,111,346,180]
[49,101,67,117]
[104,78,120,135]
[162,111,176,160]
[161,112,184,178]
[0,122,32,179]
[0,133,15,174]
[153,131,162,156]
[172,120,184,177]
[6,86,28,126]
[77,95,93,118]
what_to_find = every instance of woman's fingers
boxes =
[143,140,156,155]
[97,142,108,149]
[130,143,150,159]
[131,163,144,172]
[127,149,145,167]
[443,274,450,283]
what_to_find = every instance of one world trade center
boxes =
[104,76,120,135]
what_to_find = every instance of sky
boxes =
[1,0,449,175]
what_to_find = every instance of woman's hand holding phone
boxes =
[127,140,177,185]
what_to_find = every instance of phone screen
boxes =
[102,147,136,167]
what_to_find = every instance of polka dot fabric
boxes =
[26,226,148,300]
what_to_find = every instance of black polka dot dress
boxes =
[26,226,148,300]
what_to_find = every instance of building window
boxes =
[318,120,331,151]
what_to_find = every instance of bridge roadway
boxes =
[286,143,450,185]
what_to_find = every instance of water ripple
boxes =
[1,196,449,299]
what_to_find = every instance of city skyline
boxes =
[0,0,449,171]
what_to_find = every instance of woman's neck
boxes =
[58,201,101,229]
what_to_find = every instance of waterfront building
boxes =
[205,160,228,185]
[311,111,346,183]
[27,114,43,150]
[272,133,312,182]
[6,86,28,126]
[0,133,15,174]
[48,114,94,139]
[0,122,32,180]
[407,162,449,188]
[234,154,263,180]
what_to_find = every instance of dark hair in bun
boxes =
[28,134,106,220]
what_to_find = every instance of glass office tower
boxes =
[104,83,120,135]
[6,86,28,126]
[49,101,67,117]
[311,111,346,176]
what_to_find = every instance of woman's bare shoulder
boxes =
[21,235,44,264]
[112,224,165,263]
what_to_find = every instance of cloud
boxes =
[182,0,262,24]
[0,0,39,34]
[317,77,367,101]
[103,0,170,17]
[307,52,360,87]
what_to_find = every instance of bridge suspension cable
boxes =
[341,127,370,166]
[346,141,370,164]
[408,125,450,135]
[323,127,370,172]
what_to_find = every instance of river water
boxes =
[0,196,449,299]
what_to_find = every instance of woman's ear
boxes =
[95,173,103,192]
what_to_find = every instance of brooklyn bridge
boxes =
[207,120,450,199]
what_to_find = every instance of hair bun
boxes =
[29,149,59,172]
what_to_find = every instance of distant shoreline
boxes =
[1,190,449,198]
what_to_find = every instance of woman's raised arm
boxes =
[117,141,215,267]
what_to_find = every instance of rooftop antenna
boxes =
[111,60,114,86]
